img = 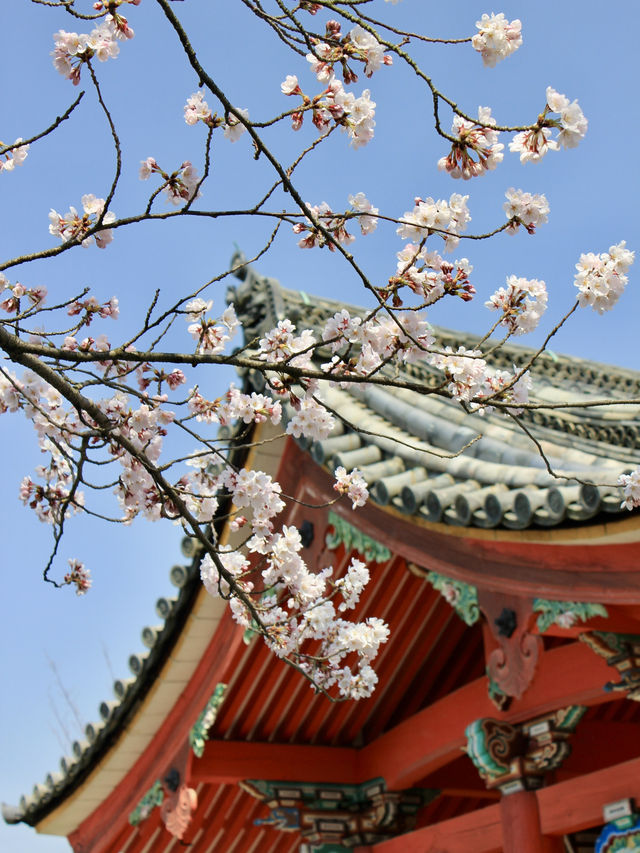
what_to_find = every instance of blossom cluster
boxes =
[63,559,92,595]
[503,188,549,234]
[432,347,487,401]
[183,90,249,142]
[473,368,532,415]
[139,157,202,206]
[485,276,548,335]
[397,193,471,252]
[305,21,391,83]
[619,469,640,511]
[281,65,376,147]
[200,520,388,699]
[293,194,377,249]
[49,194,115,248]
[574,242,634,314]
[51,14,132,85]
[0,276,47,314]
[321,308,435,376]
[188,384,282,427]
[334,466,369,509]
[510,87,587,162]
[472,13,522,67]
[438,107,503,180]
[184,298,239,354]
[0,139,29,173]
[390,245,474,305]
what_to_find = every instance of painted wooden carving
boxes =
[161,783,198,840]
[465,706,585,792]
[580,631,640,700]
[240,778,434,848]
[479,590,542,700]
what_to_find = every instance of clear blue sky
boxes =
[1,1,639,849]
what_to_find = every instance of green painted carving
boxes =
[128,779,163,826]
[533,599,608,633]
[596,815,640,852]
[244,777,437,813]
[189,683,227,758]
[465,719,522,781]
[325,511,391,563]
[427,571,479,626]
[589,631,640,655]
[555,705,587,733]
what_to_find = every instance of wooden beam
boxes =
[191,741,359,785]
[361,755,640,853]
[539,754,640,836]
[359,640,614,790]
[194,642,616,792]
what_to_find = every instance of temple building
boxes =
[4,261,640,852]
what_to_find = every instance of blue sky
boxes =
[1,1,639,849]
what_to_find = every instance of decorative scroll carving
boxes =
[465,706,585,792]
[161,783,198,840]
[128,779,163,826]
[241,777,436,848]
[325,511,392,563]
[479,591,542,701]
[189,683,227,757]
[580,631,640,700]
[533,599,608,632]
[426,571,480,626]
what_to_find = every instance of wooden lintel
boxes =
[191,740,359,785]
[360,639,613,790]
[193,642,614,794]
[361,755,640,853]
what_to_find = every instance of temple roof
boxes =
[5,261,640,842]
[228,258,640,531]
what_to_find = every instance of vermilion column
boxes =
[500,791,563,853]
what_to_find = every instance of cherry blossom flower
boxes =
[348,192,379,234]
[281,75,301,95]
[433,346,487,401]
[574,242,634,314]
[503,188,549,234]
[64,559,92,595]
[510,88,587,162]
[619,469,640,510]
[509,128,559,163]
[334,467,369,509]
[473,368,532,415]
[472,13,522,67]
[286,397,335,441]
[184,90,213,126]
[48,194,115,248]
[438,107,503,180]
[397,193,470,252]
[545,87,588,149]
[486,276,547,334]
[223,108,249,142]
[348,25,390,77]
[0,139,29,173]
[52,23,121,84]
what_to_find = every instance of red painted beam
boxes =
[359,639,614,790]
[539,754,640,836]
[361,755,640,853]
[191,741,359,785]
[193,642,615,794]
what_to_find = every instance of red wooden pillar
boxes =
[500,791,563,853]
